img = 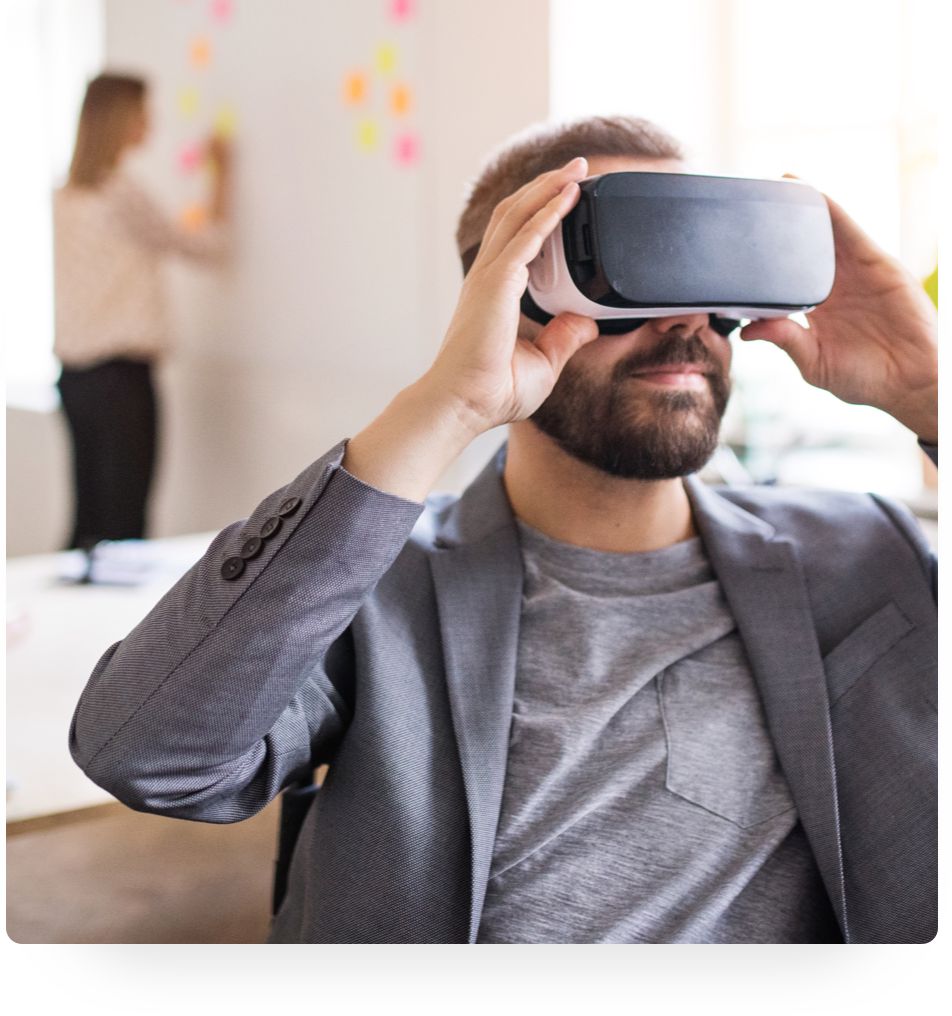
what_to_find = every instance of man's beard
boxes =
[529,332,731,480]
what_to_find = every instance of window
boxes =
[550,0,938,498]
[3,0,104,408]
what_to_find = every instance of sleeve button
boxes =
[240,536,264,559]
[278,496,302,517]
[221,556,246,580]
[260,516,282,539]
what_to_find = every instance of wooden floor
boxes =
[6,799,280,944]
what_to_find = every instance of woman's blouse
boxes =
[53,170,226,368]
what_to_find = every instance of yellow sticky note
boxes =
[356,119,379,151]
[181,203,208,232]
[214,105,238,138]
[178,87,199,118]
[343,71,369,106]
[374,42,398,75]
[190,36,211,69]
[390,82,411,117]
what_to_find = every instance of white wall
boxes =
[8,0,548,555]
[551,0,733,171]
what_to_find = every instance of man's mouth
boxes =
[628,363,710,389]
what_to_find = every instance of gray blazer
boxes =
[69,439,937,944]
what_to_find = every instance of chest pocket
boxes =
[822,601,915,707]
[658,657,795,829]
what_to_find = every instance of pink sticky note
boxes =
[179,143,203,173]
[211,0,233,23]
[394,131,420,166]
[389,0,414,21]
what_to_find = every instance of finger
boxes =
[739,318,815,371]
[477,157,588,265]
[479,158,586,265]
[494,180,582,275]
[531,312,599,375]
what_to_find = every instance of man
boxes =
[70,116,938,944]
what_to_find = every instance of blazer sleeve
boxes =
[111,173,229,264]
[68,439,425,823]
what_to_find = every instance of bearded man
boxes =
[70,116,938,945]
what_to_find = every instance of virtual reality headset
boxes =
[519,171,836,336]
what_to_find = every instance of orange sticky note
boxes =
[390,82,412,117]
[356,119,379,152]
[190,36,211,68]
[181,203,208,231]
[343,71,368,106]
[374,42,398,75]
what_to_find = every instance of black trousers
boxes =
[57,357,158,550]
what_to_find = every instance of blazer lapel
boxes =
[428,444,523,943]
[426,449,850,942]
[685,476,850,939]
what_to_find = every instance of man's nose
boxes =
[649,312,710,337]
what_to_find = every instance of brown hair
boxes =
[67,73,147,188]
[456,115,685,266]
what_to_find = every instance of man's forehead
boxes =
[583,155,686,176]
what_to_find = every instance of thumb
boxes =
[533,312,599,375]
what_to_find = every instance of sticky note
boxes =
[178,87,199,118]
[178,143,203,173]
[389,0,415,21]
[214,104,238,138]
[181,203,208,231]
[356,119,379,151]
[393,131,420,166]
[343,71,368,106]
[390,82,412,117]
[210,0,233,23]
[374,42,398,75]
[190,36,211,69]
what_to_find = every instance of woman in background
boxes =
[54,72,231,550]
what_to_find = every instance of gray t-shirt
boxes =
[476,519,839,944]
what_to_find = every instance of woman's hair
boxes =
[67,73,147,188]
[455,115,685,265]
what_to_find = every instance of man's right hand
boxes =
[420,156,599,434]
[341,157,597,503]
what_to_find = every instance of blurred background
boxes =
[3,0,940,944]
[5,0,939,557]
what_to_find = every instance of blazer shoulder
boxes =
[714,483,934,587]
[716,483,883,532]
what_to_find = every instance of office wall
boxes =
[7,0,548,555]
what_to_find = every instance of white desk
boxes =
[6,533,216,822]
